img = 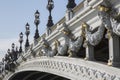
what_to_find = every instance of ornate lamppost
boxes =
[15,46,19,58]
[25,23,30,48]
[19,32,23,53]
[11,43,18,62]
[46,0,54,35]
[66,0,76,21]
[7,49,10,54]
[11,43,15,59]
[11,43,15,51]
[34,10,40,40]
[67,0,76,10]
[7,49,11,58]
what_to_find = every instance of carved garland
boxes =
[82,22,105,46]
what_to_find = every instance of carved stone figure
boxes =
[97,6,113,39]
[41,38,57,57]
[110,17,120,36]
[61,24,84,57]
[68,34,84,57]
[82,22,105,46]
[98,4,120,36]
[55,40,68,56]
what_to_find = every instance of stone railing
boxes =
[3,56,120,80]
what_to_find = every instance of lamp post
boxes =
[11,43,15,51]
[67,0,76,10]
[11,43,15,58]
[15,46,19,58]
[34,10,40,39]
[7,49,10,54]
[11,43,18,62]
[25,23,30,48]
[7,49,11,58]
[46,0,54,35]
[19,32,23,53]
[47,0,54,28]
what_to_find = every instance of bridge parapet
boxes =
[3,56,120,80]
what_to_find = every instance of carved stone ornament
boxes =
[61,23,85,57]
[110,18,120,36]
[41,38,57,57]
[98,0,120,36]
[68,33,84,57]
[55,40,68,56]
[82,22,105,46]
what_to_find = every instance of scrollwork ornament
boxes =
[110,18,120,36]
[102,74,115,80]
[114,77,120,80]
[95,71,104,80]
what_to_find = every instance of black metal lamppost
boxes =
[19,32,23,53]
[11,43,15,58]
[12,43,15,51]
[11,43,17,60]
[25,23,30,48]
[34,10,40,39]
[67,0,76,9]
[47,0,54,28]
[7,49,10,54]
[7,49,11,58]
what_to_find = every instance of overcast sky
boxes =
[0,0,81,61]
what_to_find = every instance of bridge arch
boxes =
[9,71,69,80]
[3,56,120,80]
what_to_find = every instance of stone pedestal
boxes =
[47,27,51,36]
[108,34,120,67]
[65,10,73,21]
[85,43,95,61]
